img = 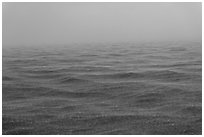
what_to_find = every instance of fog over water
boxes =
[3,2,201,47]
[2,2,202,135]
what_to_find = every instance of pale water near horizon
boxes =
[2,42,202,134]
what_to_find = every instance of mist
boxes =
[3,2,202,47]
[2,2,202,135]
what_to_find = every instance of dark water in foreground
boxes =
[2,42,202,135]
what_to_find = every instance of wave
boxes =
[168,47,187,52]
[42,89,108,98]
[24,69,60,74]
[3,76,14,81]
[179,105,202,116]
[57,76,91,84]
[79,54,99,57]
[83,70,197,82]
[148,60,201,68]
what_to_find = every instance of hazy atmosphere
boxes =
[3,2,201,46]
[3,2,202,135]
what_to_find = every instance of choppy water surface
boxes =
[2,42,202,134]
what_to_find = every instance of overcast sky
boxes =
[3,2,202,46]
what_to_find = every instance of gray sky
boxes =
[3,2,202,46]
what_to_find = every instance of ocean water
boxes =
[2,42,202,135]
